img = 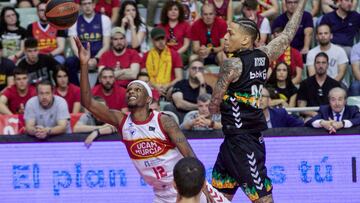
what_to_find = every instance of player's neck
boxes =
[177,195,201,203]
[130,108,151,122]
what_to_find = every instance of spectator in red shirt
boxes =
[190,3,227,65]
[99,27,141,88]
[53,65,81,114]
[92,67,127,112]
[268,27,303,85]
[158,1,191,63]
[142,27,183,98]
[0,68,36,115]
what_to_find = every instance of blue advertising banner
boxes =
[0,135,359,202]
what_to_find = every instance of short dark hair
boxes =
[13,68,28,76]
[25,38,38,49]
[243,0,258,10]
[99,67,114,77]
[160,0,185,25]
[52,65,70,86]
[316,24,331,34]
[173,157,205,198]
[137,72,150,79]
[315,52,329,63]
[36,80,53,92]
[235,18,260,43]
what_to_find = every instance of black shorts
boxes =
[211,132,272,201]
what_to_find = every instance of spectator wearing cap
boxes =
[98,27,142,88]
[0,42,16,93]
[190,3,227,65]
[272,0,313,56]
[141,27,183,98]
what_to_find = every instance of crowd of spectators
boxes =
[1,0,360,137]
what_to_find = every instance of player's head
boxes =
[25,38,39,64]
[173,157,206,199]
[126,80,153,109]
[225,18,260,52]
[99,67,115,92]
[53,65,70,88]
[314,52,329,76]
[36,80,54,109]
[328,87,347,113]
[14,68,29,91]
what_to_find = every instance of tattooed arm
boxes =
[209,57,242,115]
[259,0,307,62]
[160,113,196,158]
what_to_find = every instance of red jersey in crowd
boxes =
[190,17,227,47]
[272,47,303,78]
[158,21,191,51]
[92,84,127,110]
[3,85,36,114]
[99,48,142,87]
[31,22,58,54]
[54,83,81,113]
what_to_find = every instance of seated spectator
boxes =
[297,52,341,118]
[260,87,304,128]
[92,67,127,112]
[173,157,206,203]
[180,0,199,24]
[306,87,360,133]
[67,0,111,85]
[181,93,221,130]
[268,27,303,85]
[74,96,115,133]
[158,1,191,63]
[142,27,183,98]
[320,0,360,56]
[24,81,71,139]
[0,68,36,115]
[0,42,15,92]
[208,0,233,22]
[242,0,271,47]
[267,62,298,107]
[27,1,66,64]
[321,0,358,15]
[349,41,360,96]
[190,3,227,65]
[115,1,147,52]
[283,0,320,17]
[0,7,27,62]
[98,27,141,88]
[137,72,161,103]
[272,0,313,55]
[53,65,81,114]
[168,59,212,122]
[306,24,349,86]
[17,38,59,84]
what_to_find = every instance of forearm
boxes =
[303,31,312,50]
[51,38,65,55]
[72,102,81,114]
[117,69,138,80]
[48,125,67,135]
[74,124,99,133]
[80,60,92,108]
[174,100,198,111]
[130,27,141,49]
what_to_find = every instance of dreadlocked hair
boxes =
[235,18,260,43]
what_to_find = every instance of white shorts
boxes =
[153,185,207,203]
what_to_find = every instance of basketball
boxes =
[45,0,79,30]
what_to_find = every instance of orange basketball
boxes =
[45,0,79,30]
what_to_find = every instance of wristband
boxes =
[95,129,100,136]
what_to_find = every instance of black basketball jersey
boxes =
[220,49,269,135]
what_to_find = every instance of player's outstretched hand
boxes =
[73,37,90,66]
[84,130,98,148]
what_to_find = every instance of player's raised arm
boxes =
[209,58,242,115]
[160,113,196,158]
[74,37,124,127]
[259,0,307,62]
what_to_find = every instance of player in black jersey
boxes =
[209,0,308,202]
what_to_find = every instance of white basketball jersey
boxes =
[119,111,183,189]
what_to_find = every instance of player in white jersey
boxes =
[74,37,211,203]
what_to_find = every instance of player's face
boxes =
[56,70,69,89]
[276,63,288,82]
[329,91,346,113]
[167,5,180,21]
[285,0,299,14]
[259,88,270,109]
[124,4,136,19]
[15,74,28,91]
[99,70,115,91]
[201,6,215,26]
[198,100,210,117]
[339,0,353,12]
[37,84,54,108]
[112,33,127,53]
[81,0,95,15]
[314,56,328,76]
[25,47,39,64]
[316,25,332,46]
[37,3,47,22]
[126,83,150,108]
[224,23,246,53]
[4,10,17,26]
